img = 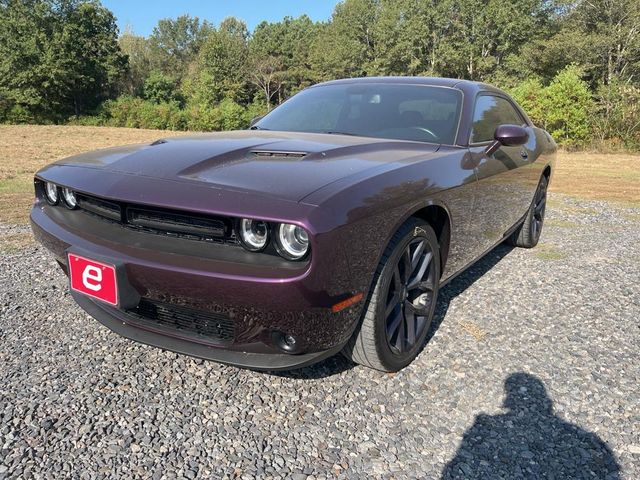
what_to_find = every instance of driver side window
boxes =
[470,95,524,143]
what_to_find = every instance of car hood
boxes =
[52,130,441,202]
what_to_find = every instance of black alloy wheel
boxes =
[384,236,436,354]
[508,175,549,248]
[531,177,548,242]
[344,219,441,372]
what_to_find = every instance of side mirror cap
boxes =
[249,115,264,128]
[485,124,528,156]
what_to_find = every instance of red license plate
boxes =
[68,253,118,306]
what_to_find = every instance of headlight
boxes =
[239,218,269,251]
[44,182,59,205]
[276,223,309,260]
[62,187,77,209]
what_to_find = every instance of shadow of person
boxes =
[442,373,620,479]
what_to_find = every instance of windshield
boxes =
[255,83,462,145]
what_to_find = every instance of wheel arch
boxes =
[367,199,450,280]
[411,204,451,278]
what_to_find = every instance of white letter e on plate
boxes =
[82,265,103,292]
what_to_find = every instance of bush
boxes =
[509,79,545,128]
[592,81,640,151]
[244,100,269,126]
[143,72,182,105]
[0,96,12,123]
[69,96,259,132]
[217,99,246,130]
[5,105,35,124]
[67,115,104,126]
[539,65,594,148]
[156,102,188,130]
[510,66,596,148]
[185,104,222,131]
[71,96,188,130]
[184,99,253,132]
[102,96,144,127]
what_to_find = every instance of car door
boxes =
[468,94,538,251]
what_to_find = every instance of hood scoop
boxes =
[251,150,308,159]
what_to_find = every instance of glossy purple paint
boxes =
[494,124,530,146]
[30,77,557,370]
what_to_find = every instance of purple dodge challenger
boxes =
[31,77,556,372]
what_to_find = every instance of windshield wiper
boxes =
[250,125,269,130]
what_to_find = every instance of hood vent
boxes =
[251,150,308,159]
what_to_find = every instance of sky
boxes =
[102,0,342,37]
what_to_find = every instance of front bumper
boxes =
[72,292,346,370]
[30,204,363,370]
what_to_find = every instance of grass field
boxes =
[0,125,180,224]
[1,124,638,226]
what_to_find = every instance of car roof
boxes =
[313,76,505,96]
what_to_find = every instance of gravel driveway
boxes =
[1,193,639,479]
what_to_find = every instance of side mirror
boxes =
[485,124,528,156]
[249,115,264,128]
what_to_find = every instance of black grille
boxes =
[127,207,227,238]
[75,193,236,244]
[126,299,234,343]
[77,194,122,221]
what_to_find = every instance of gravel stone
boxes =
[1,194,639,478]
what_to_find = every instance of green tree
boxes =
[249,56,285,110]
[187,17,249,106]
[54,1,128,116]
[310,0,380,80]
[0,0,53,121]
[149,15,213,80]
[371,0,452,76]
[592,80,640,149]
[0,0,127,120]
[439,0,558,80]
[217,98,246,130]
[511,0,640,86]
[249,16,320,98]
[119,27,153,95]
[570,0,640,85]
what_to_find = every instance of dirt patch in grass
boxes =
[546,197,600,215]
[551,151,640,205]
[546,219,580,228]
[622,213,640,222]
[0,231,34,253]
[535,243,567,261]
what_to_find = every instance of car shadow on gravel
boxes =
[441,373,620,479]
[272,243,517,380]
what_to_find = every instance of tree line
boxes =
[1,0,639,149]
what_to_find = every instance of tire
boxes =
[507,175,548,248]
[343,218,440,372]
